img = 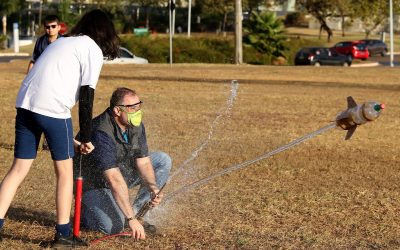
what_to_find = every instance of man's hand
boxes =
[129,219,146,240]
[150,189,163,207]
[80,142,95,154]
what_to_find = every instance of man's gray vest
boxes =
[74,108,146,192]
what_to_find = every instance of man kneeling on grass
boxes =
[74,87,171,240]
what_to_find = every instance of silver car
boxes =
[104,47,148,64]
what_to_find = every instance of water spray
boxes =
[135,183,167,221]
[169,80,239,180]
[164,123,336,203]
[163,96,385,203]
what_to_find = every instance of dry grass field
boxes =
[0,60,399,249]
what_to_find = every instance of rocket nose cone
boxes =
[373,103,385,111]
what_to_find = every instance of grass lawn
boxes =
[0,60,398,249]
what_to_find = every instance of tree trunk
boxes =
[222,11,228,33]
[365,30,370,39]
[145,6,150,29]
[319,25,322,40]
[319,18,332,42]
[341,14,345,37]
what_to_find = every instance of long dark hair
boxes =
[69,9,120,60]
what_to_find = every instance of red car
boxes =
[331,41,369,60]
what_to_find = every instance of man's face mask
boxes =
[117,100,143,127]
[125,110,143,127]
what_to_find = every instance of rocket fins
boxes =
[345,126,357,140]
[347,96,357,109]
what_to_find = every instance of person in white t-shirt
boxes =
[0,9,120,248]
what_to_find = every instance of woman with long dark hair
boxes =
[0,9,119,248]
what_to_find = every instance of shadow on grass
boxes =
[1,231,49,246]
[7,206,55,227]
[3,207,57,246]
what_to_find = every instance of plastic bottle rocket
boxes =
[336,96,385,140]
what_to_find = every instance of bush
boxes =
[121,35,235,64]
[120,35,322,65]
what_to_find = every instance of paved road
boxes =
[369,54,400,66]
[0,56,31,63]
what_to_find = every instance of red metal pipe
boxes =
[73,177,83,237]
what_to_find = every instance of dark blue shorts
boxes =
[14,108,75,161]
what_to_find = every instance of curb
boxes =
[351,62,379,67]
[386,52,400,55]
[0,53,30,57]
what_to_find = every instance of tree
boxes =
[0,0,25,33]
[296,0,335,42]
[196,0,235,33]
[245,0,273,13]
[243,11,287,58]
[334,0,352,37]
[352,0,400,38]
[129,0,167,29]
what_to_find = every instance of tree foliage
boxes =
[296,0,400,39]
[352,0,400,38]
[243,11,287,58]
[296,0,335,42]
[0,0,25,16]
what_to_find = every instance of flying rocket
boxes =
[336,96,385,140]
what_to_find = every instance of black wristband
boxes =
[127,216,134,221]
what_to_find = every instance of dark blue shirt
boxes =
[90,126,148,172]
[31,33,62,62]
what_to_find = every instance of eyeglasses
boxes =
[45,24,58,29]
[117,101,143,111]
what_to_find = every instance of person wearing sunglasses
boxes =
[27,15,62,73]
[73,87,171,241]
[0,9,120,248]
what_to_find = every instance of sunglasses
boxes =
[117,101,143,109]
[45,24,58,29]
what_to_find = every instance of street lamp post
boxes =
[187,0,191,37]
[169,0,175,65]
[389,0,394,67]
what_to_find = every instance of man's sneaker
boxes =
[51,234,88,249]
[142,221,157,234]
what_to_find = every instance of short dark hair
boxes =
[44,15,60,25]
[69,9,120,60]
[110,87,137,108]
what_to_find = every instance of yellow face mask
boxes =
[125,110,143,127]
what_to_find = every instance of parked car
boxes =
[360,39,388,57]
[104,47,148,64]
[294,47,352,67]
[331,41,369,60]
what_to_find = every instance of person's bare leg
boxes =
[54,158,73,224]
[0,158,34,218]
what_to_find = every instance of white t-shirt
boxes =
[16,35,104,119]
